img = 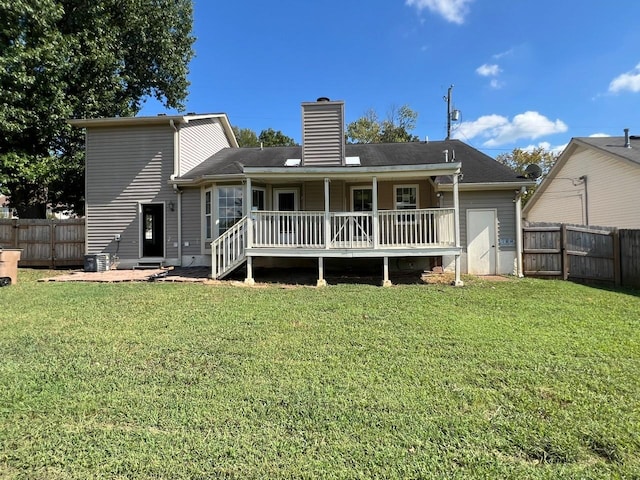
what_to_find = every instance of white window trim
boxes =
[252,186,266,211]
[139,201,166,260]
[394,184,419,210]
[273,188,299,211]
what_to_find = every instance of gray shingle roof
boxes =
[181,139,524,184]
[574,135,640,166]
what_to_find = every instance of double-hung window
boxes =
[394,185,418,223]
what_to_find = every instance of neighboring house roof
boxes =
[178,139,529,189]
[571,135,640,166]
[68,113,239,148]
[523,134,640,216]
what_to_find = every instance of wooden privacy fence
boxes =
[0,219,85,268]
[523,223,640,288]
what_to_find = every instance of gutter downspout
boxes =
[580,175,588,225]
[169,120,182,266]
[515,186,526,277]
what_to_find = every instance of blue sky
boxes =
[139,0,640,157]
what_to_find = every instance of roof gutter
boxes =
[438,181,536,192]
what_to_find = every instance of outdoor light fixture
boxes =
[168,201,175,212]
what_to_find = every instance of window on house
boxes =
[205,190,212,240]
[252,188,265,211]
[352,187,373,212]
[218,186,244,236]
[394,185,418,210]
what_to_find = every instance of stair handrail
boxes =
[210,216,248,279]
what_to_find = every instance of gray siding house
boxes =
[71,99,534,285]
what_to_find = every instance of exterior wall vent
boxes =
[302,99,345,166]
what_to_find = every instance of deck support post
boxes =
[382,256,392,287]
[324,178,331,249]
[317,257,327,287]
[244,256,255,285]
[453,172,464,286]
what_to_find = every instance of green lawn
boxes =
[1,270,639,479]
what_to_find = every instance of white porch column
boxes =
[515,186,525,277]
[324,178,331,249]
[382,256,392,287]
[453,172,464,286]
[372,176,379,249]
[245,177,253,249]
[317,257,327,287]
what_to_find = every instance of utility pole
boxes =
[445,84,454,140]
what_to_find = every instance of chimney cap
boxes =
[316,97,331,102]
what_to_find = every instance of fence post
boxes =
[561,224,569,280]
[50,221,56,268]
[12,219,19,248]
[613,228,621,287]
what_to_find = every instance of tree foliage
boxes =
[496,147,560,204]
[0,0,195,217]
[346,105,420,144]
[258,128,297,147]
[232,126,260,147]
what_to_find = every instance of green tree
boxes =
[496,147,560,204]
[258,128,297,147]
[232,126,260,147]
[347,105,420,144]
[0,0,194,217]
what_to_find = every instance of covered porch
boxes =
[211,162,464,286]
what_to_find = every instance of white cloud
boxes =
[588,133,610,137]
[476,64,501,77]
[489,79,504,89]
[523,141,567,155]
[406,0,474,25]
[493,48,514,59]
[608,63,640,93]
[453,111,568,147]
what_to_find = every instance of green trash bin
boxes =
[0,249,22,285]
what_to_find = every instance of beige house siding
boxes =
[525,147,640,228]
[179,118,232,176]
[85,125,179,263]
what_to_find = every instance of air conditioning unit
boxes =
[84,253,111,272]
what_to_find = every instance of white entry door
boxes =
[467,209,497,275]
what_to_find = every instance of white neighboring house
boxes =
[523,131,640,228]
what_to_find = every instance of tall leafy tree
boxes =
[258,128,297,147]
[347,105,420,144]
[0,0,194,217]
[232,126,260,147]
[496,146,560,204]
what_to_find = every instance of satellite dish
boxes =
[524,164,542,180]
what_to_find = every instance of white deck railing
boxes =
[253,211,325,248]
[211,216,247,279]
[250,208,455,249]
[379,208,455,246]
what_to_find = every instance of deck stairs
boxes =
[211,216,248,279]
